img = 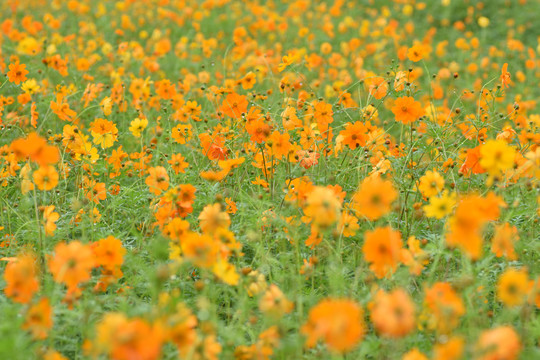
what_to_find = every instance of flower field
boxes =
[0,0,539,359]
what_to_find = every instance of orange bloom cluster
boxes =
[10,132,59,166]
[0,0,538,358]
[45,237,126,304]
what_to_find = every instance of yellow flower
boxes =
[90,118,118,149]
[17,37,40,55]
[129,117,148,138]
[478,16,490,28]
[418,170,444,198]
[278,54,293,72]
[20,163,34,194]
[497,268,529,307]
[479,140,515,176]
[21,79,41,95]
[212,260,239,286]
[423,191,456,219]
[100,97,113,116]
[75,141,100,163]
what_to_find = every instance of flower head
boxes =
[392,96,425,124]
[301,298,364,353]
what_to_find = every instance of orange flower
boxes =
[367,76,388,100]
[240,71,256,89]
[30,102,38,128]
[446,193,505,260]
[198,203,231,234]
[200,168,230,182]
[304,225,323,248]
[33,165,59,191]
[403,349,429,360]
[337,212,359,237]
[181,232,220,268]
[155,79,176,99]
[407,44,428,62]
[459,146,486,175]
[476,326,521,360]
[7,61,29,84]
[171,124,193,144]
[497,268,529,307]
[192,335,222,360]
[43,350,68,360]
[48,241,95,291]
[339,121,368,150]
[369,288,415,338]
[3,253,40,303]
[363,226,403,278]
[225,198,237,214]
[433,336,465,360]
[92,236,126,291]
[392,96,424,124]
[18,92,31,105]
[491,223,519,260]
[282,106,302,130]
[42,205,60,236]
[313,101,334,125]
[22,297,53,340]
[303,186,342,229]
[86,181,107,204]
[90,118,118,149]
[299,125,318,149]
[199,133,229,161]
[301,298,364,353]
[268,130,291,159]
[93,236,126,271]
[284,177,313,206]
[394,71,408,91]
[246,118,271,144]
[401,236,429,275]
[500,63,511,88]
[177,183,197,207]
[10,132,59,166]
[234,326,280,360]
[163,217,190,241]
[146,166,170,195]
[259,284,294,318]
[424,282,465,334]
[168,153,189,174]
[297,150,320,169]
[527,278,540,308]
[220,93,248,119]
[351,175,397,220]
[166,304,198,356]
[94,313,164,360]
[50,93,76,122]
[278,54,294,72]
